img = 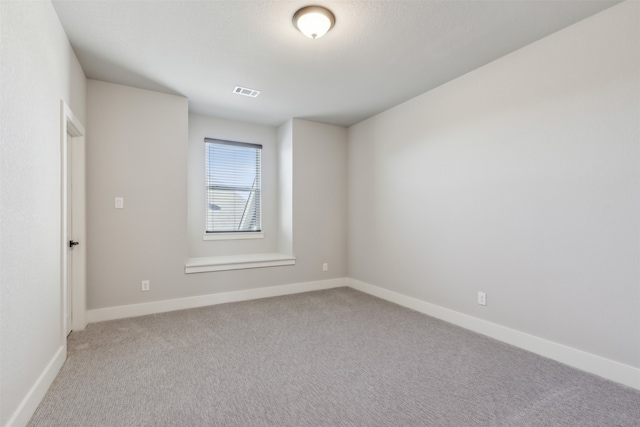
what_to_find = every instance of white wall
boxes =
[188,113,279,257]
[0,1,86,425]
[348,0,639,369]
[86,86,348,308]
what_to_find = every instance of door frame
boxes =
[60,100,87,343]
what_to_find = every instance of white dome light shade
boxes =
[293,6,335,39]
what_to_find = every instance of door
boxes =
[66,131,74,336]
[61,100,86,341]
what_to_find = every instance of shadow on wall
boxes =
[75,46,183,97]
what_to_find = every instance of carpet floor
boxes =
[29,287,640,426]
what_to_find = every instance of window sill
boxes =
[185,252,296,274]
[203,232,264,241]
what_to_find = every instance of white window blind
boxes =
[205,138,262,233]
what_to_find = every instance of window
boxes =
[205,138,261,234]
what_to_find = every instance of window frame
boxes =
[203,138,263,239]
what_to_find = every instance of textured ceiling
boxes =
[52,0,619,127]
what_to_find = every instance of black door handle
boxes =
[69,240,79,248]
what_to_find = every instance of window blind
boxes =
[205,138,262,233]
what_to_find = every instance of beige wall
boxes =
[348,1,639,368]
[185,118,347,295]
[291,119,348,278]
[277,120,293,255]
[0,1,86,425]
[86,80,189,309]
[86,84,348,308]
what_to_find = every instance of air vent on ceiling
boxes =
[233,86,260,98]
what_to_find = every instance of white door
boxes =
[66,131,74,336]
[61,101,86,340]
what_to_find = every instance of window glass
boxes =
[205,138,261,233]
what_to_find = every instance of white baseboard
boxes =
[84,276,639,391]
[5,345,66,427]
[347,278,640,391]
[87,278,347,323]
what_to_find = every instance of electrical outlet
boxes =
[141,280,150,292]
[477,291,487,306]
[115,197,124,209]
[322,263,328,272]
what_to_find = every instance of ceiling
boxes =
[52,0,619,128]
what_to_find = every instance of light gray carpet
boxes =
[29,287,640,426]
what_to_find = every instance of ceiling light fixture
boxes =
[292,6,335,39]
